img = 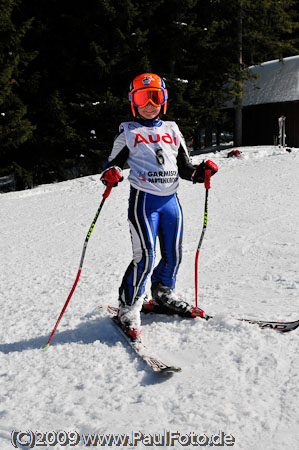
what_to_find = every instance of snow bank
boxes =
[0,146,298,449]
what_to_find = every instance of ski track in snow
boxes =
[0,146,298,449]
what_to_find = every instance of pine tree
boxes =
[218,0,299,145]
[18,0,145,180]
[0,0,35,173]
[7,0,299,188]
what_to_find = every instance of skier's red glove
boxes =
[192,160,218,184]
[101,166,123,187]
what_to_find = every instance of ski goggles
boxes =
[130,88,167,108]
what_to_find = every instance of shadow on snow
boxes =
[0,316,116,354]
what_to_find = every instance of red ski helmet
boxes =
[128,73,168,116]
[227,150,242,158]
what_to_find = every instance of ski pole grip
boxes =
[204,170,212,189]
[204,160,218,189]
[102,183,113,199]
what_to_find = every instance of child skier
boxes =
[101,73,218,338]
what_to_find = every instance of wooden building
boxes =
[229,55,299,147]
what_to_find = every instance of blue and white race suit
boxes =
[104,118,196,306]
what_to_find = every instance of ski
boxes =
[238,317,299,332]
[106,302,299,333]
[105,307,181,374]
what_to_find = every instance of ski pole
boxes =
[195,161,218,307]
[42,182,114,349]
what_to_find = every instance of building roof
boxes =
[228,55,299,107]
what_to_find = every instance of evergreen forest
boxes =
[1,0,299,190]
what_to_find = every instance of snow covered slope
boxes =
[0,146,298,449]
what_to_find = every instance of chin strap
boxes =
[135,117,162,127]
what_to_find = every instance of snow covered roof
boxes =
[227,55,299,107]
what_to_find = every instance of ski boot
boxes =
[151,281,208,319]
[118,297,143,340]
